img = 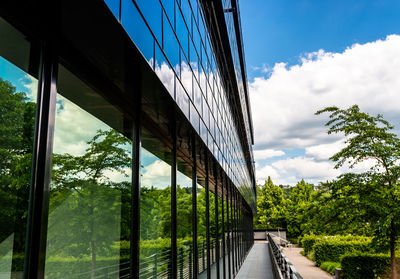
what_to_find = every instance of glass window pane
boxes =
[177,161,193,279]
[140,128,172,278]
[176,7,189,60]
[160,0,175,27]
[163,15,180,72]
[196,183,206,275]
[189,39,198,81]
[121,0,155,64]
[218,195,223,261]
[155,43,175,98]
[136,0,163,44]
[0,18,38,278]
[209,188,216,278]
[176,79,189,119]
[181,57,192,102]
[190,101,199,133]
[45,65,133,279]
[180,0,192,33]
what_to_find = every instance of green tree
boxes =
[286,180,314,237]
[317,105,400,279]
[255,177,286,229]
[49,129,132,278]
[0,78,36,272]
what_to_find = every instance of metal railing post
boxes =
[153,254,157,279]
[179,247,184,279]
[189,245,193,279]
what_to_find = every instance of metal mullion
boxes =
[235,192,239,272]
[230,183,235,276]
[221,174,226,279]
[214,168,220,279]
[226,182,231,279]
[131,70,142,279]
[171,111,177,279]
[24,43,58,279]
[192,137,198,279]
[205,152,211,279]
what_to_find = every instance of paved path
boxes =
[235,241,274,279]
[282,247,333,279]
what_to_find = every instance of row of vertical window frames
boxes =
[161,0,244,189]
[127,0,248,192]
[154,0,229,146]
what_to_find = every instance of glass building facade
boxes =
[0,0,255,278]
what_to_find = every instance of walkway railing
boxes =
[267,233,303,279]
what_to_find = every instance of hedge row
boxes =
[314,239,372,266]
[300,235,320,255]
[300,235,372,258]
[341,253,391,279]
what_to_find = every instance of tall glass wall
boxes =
[0,6,255,279]
[196,181,207,275]
[107,0,255,209]
[177,162,193,279]
[0,18,38,278]
[140,129,172,278]
[44,65,133,278]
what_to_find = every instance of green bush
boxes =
[320,261,340,275]
[314,239,372,266]
[300,234,372,257]
[301,235,320,255]
[341,253,390,279]
[297,236,303,247]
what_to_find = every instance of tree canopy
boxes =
[316,105,400,278]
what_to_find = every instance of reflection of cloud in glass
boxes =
[53,95,109,155]
[155,61,175,97]
[0,57,38,101]
[142,159,170,189]
[21,74,38,101]
[177,171,191,188]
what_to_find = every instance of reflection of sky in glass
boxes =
[0,56,37,101]
[141,148,172,189]
[103,0,256,207]
[53,95,131,182]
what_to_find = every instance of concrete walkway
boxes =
[235,241,274,279]
[282,247,333,279]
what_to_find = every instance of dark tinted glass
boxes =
[136,0,163,44]
[176,7,189,60]
[0,17,38,278]
[163,15,180,71]
[121,0,155,64]
[196,183,206,275]
[155,43,175,98]
[45,65,133,279]
[139,128,172,278]
[177,162,193,279]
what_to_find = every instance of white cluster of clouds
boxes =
[251,35,400,185]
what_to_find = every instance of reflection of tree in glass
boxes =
[0,78,36,272]
[48,129,131,278]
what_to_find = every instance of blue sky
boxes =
[240,0,400,185]
[241,0,400,77]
